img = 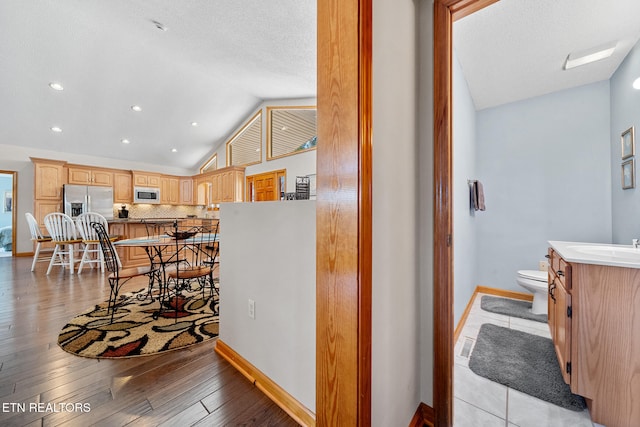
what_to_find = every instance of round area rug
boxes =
[58,288,219,359]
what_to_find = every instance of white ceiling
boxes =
[0,0,316,171]
[454,0,640,110]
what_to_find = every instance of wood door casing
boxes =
[434,1,500,426]
[316,0,372,425]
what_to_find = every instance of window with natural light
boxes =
[226,111,262,167]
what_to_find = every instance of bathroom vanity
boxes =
[547,241,640,427]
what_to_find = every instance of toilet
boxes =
[516,270,548,315]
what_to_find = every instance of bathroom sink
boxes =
[568,245,640,261]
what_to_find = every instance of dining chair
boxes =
[43,212,82,275]
[165,222,219,310]
[92,222,158,322]
[75,212,120,274]
[25,212,53,272]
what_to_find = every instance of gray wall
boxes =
[453,53,478,324]
[474,82,612,292]
[219,201,316,411]
[611,40,640,243]
[372,0,422,424]
[417,0,434,408]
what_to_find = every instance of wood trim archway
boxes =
[433,1,499,426]
[316,0,372,425]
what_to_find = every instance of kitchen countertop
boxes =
[549,240,640,269]
[108,217,216,224]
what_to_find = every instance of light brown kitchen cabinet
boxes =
[132,172,161,188]
[34,201,62,229]
[210,173,221,203]
[67,166,113,186]
[32,158,65,200]
[193,166,244,205]
[179,177,194,205]
[160,176,180,205]
[220,167,244,202]
[547,248,572,385]
[113,172,133,204]
[31,158,66,233]
[547,247,640,427]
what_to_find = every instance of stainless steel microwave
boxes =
[134,186,160,204]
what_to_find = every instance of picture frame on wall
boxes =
[3,191,11,212]
[621,126,635,159]
[622,158,635,190]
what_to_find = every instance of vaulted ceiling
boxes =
[0,0,316,171]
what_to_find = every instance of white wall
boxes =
[218,200,316,411]
[452,52,478,324]
[475,82,612,292]
[417,0,434,409]
[610,41,640,244]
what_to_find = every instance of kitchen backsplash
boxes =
[113,204,206,219]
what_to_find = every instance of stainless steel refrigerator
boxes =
[63,184,114,219]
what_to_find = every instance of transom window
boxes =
[226,111,262,167]
[267,106,317,160]
[200,153,217,173]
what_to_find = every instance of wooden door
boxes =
[245,170,284,202]
[255,174,276,201]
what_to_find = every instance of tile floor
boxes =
[453,293,599,427]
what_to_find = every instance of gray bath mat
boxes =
[469,323,586,411]
[481,295,547,323]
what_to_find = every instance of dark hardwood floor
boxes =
[0,256,299,426]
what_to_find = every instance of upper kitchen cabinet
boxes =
[220,167,244,202]
[132,171,161,188]
[31,158,65,200]
[161,176,180,205]
[114,171,133,204]
[180,177,194,205]
[31,158,66,227]
[67,165,113,186]
[194,166,245,205]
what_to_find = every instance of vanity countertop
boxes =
[549,240,640,269]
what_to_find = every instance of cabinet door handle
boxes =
[549,282,556,301]
[545,254,550,259]
[557,270,564,276]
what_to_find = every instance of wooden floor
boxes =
[0,256,299,426]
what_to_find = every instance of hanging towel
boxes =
[470,180,479,211]
[475,180,486,211]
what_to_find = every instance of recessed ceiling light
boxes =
[131,105,142,112]
[49,82,64,91]
[121,139,130,144]
[51,126,63,133]
[151,20,167,32]
[191,122,198,127]
[171,148,178,153]
[564,41,617,70]
[633,77,640,90]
